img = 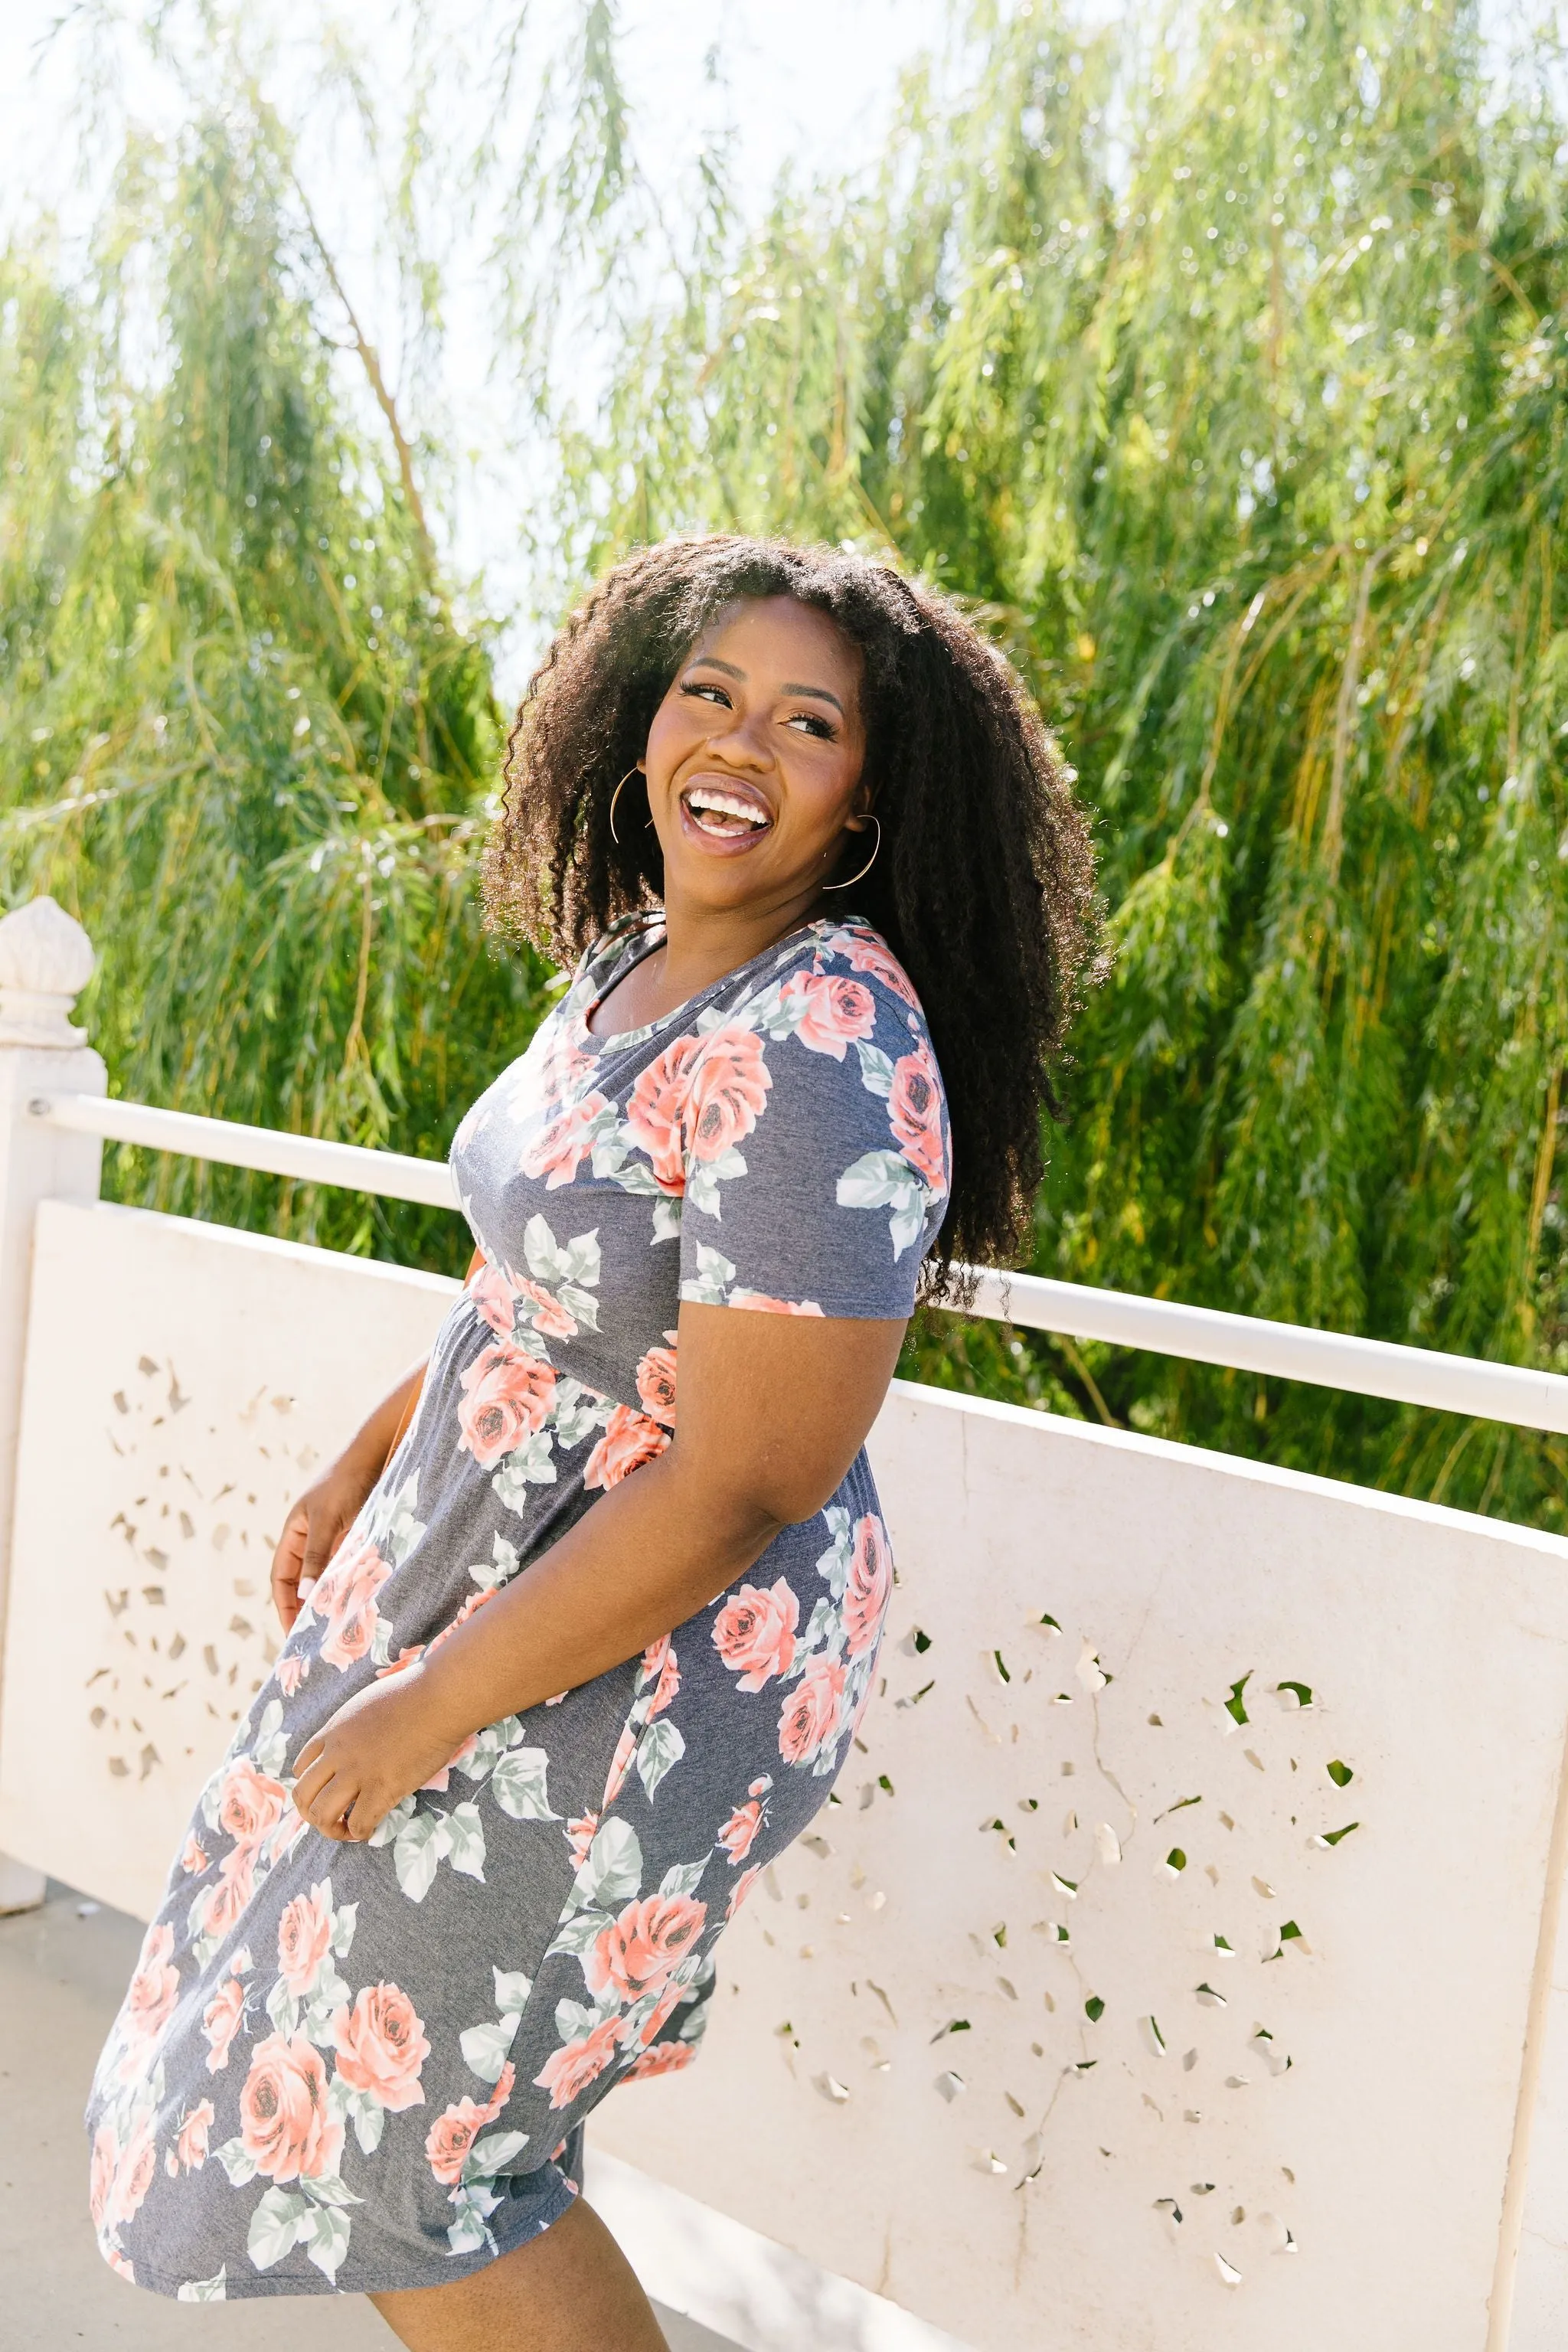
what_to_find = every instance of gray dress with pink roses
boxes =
[86,912,950,2301]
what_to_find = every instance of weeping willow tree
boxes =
[542,0,1568,1525]
[0,104,547,1272]
[3,0,1566,1523]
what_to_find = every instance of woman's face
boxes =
[641,596,869,918]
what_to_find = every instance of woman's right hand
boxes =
[270,1356,428,1635]
[270,1448,380,1635]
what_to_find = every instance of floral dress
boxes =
[86,912,950,2301]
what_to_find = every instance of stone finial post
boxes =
[0,898,106,1912]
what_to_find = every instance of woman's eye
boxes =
[680,681,730,707]
[786,713,835,740]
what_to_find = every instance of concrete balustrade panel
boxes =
[4,1197,1568,2344]
[596,1387,1568,2352]
[0,1200,457,1919]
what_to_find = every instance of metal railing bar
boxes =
[26,1092,460,1214]
[955,1268,1568,1437]
[25,1092,1568,1434]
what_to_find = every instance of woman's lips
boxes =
[678,778,774,850]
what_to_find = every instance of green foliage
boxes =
[0,106,549,1275]
[3,0,1566,1525]
[544,0,1568,1527]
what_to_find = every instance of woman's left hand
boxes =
[291,1670,463,1842]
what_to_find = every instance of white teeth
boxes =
[686,786,769,831]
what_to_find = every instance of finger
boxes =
[293,1733,326,1778]
[292,1751,340,1822]
[270,1505,309,1629]
[344,1787,387,1843]
[300,1508,348,1592]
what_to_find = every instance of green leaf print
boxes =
[369,1793,416,1847]
[299,2171,361,2210]
[444,1802,487,1880]
[569,1818,642,1913]
[493,1968,533,2012]
[659,1860,707,1899]
[298,2200,351,2282]
[351,2098,386,2156]
[247,2187,308,2270]
[635,1717,685,1801]
[492,1432,559,1509]
[393,1808,447,1903]
[544,1907,611,1958]
[835,1150,929,1259]
[681,1243,737,1306]
[215,2136,257,2188]
[522,1215,601,1291]
[855,1041,895,1097]
[459,2014,521,2082]
[467,2129,531,2180]
[175,2269,228,2302]
[489,1746,557,1821]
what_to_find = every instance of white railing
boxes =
[26,1086,1568,1436]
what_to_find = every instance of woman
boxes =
[87,536,1095,2346]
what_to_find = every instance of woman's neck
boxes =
[655,885,827,1011]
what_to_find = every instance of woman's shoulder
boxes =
[805,918,927,1021]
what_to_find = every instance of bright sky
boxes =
[0,0,1555,685]
[0,0,952,679]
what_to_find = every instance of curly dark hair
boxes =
[483,535,1099,1290]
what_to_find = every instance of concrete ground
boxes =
[0,1885,738,2352]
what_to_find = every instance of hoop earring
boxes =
[608,769,641,846]
[822,814,880,892]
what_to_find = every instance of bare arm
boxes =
[289,1302,906,1841]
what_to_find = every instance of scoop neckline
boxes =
[575,913,840,1051]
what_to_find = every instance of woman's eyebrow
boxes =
[782,682,844,713]
[685,656,745,680]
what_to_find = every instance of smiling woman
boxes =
[86,534,1096,2348]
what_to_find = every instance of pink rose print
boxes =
[781,970,877,1059]
[276,1882,334,1999]
[728,1291,825,1315]
[584,1403,669,1491]
[686,1026,772,1163]
[642,1635,680,1720]
[467,1257,521,1338]
[376,1642,426,1681]
[105,2250,135,2282]
[843,1514,893,1656]
[727,1864,762,1919]
[122,1921,179,2053]
[623,2040,697,2082]
[179,1833,207,1875]
[585,1892,707,2005]
[711,1579,799,1690]
[332,1983,430,2112]
[316,1534,392,1672]
[424,2060,514,2184]
[216,1754,287,1846]
[514,1277,579,1341]
[275,1650,309,1697]
[843,932,921,1008]
[635,1338,678,1428]
[778,1654,848,1769]
[238,2032,344,2183]
[195,1841,256,1942]
[566,1811,600,1867]
[624,1036,701,1191]
[520,1090,611,1189]
[90,2125,118,2231]
[109,2122,157,2229]
[634,1974,686,2048]
[717,1800,763,1864]
[601,1721,639,1808]
[534,2014,628,2111]
[172,2099,215,2174]
[201,1970,249,2073]
[457,1342,558,1468]
[888,1035,947,1191]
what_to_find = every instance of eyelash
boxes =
[679,681,837,740]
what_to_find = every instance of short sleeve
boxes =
[676,939,949,1321]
